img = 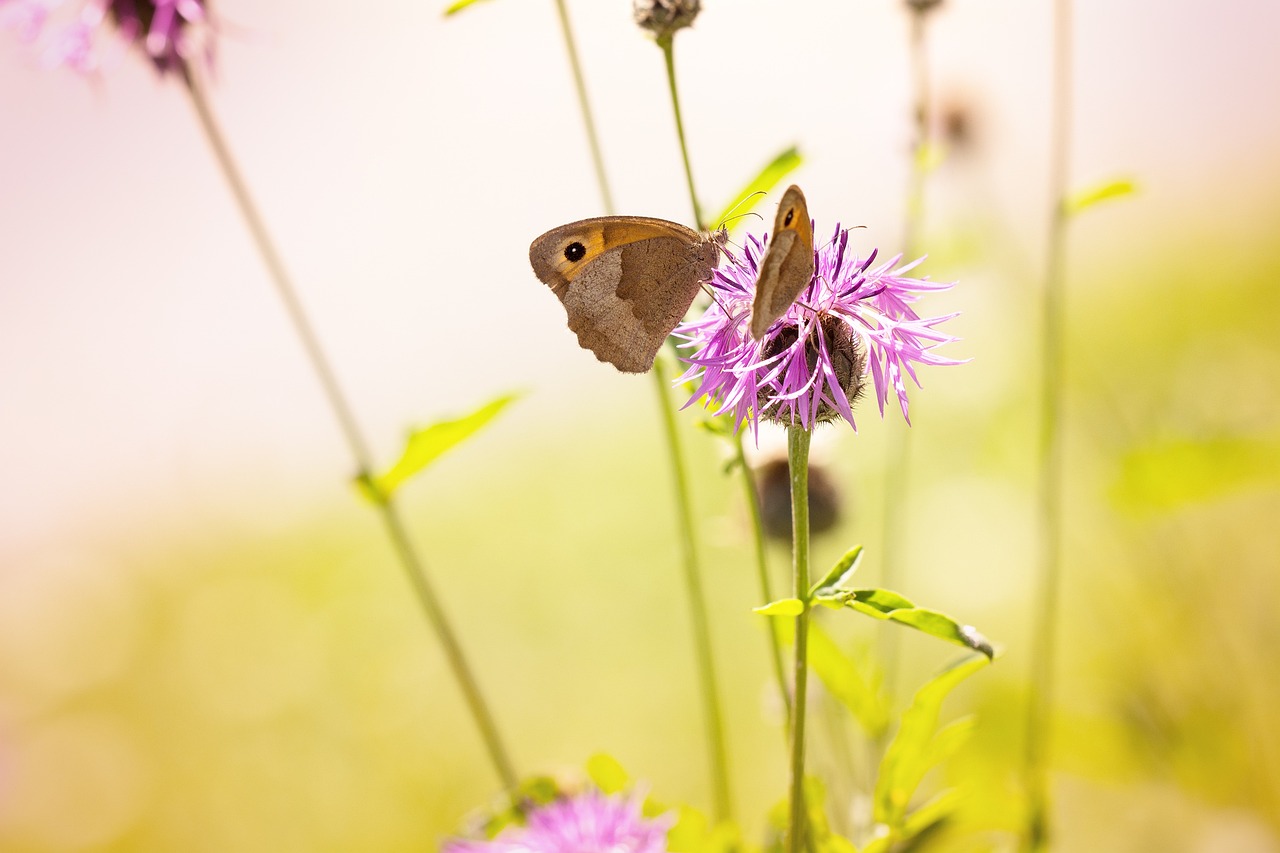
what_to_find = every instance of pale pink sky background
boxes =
[1,0,1278,555]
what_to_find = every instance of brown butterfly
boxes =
[529,217,726,373]
[750,185,815,340]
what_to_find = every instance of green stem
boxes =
[735,434,792,729]
[786,426,813,853]
[550,0,615,214]
[652,358,732,821]
[1023,0,1073,849]
[181,64,518,792]
[880,3,934,705]
[658,34,705,230]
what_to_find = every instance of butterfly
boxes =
[529,216,725,373]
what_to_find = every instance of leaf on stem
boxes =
[873,654,990,829]
[809,545,864,598]
[1062,176,1137,216]
[814,587,995,659]
[753,597,805,617]
[366,392,521,500]
[711,146,803,231]
[443,0,495,15]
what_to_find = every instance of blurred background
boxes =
[2,0,1278,850]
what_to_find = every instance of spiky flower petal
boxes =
[676,224,962,434]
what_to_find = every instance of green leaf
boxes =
[444,0,495,15]
[585,753,629,795]
[807,622,890,738]
[754,597,806,617]
[874,655,990,827]
[809,545,864,598]
[839,588,995,659]
[886,717,976,832]
[370,392,521,500]
[712,146,803,231]
[666,805,742,853]
[1063,177,1137,216]
[900,787,963,842]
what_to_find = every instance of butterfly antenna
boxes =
[713,191,767,231]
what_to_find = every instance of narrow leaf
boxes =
[844,589,994,659]
[754,597,805,617]
[807,622,890,737]
[874,655,989,827]
[1063,177,1137,216]
[890,717,977,826]
[372,392,521,499]
[712,146,803,230]
[810,545,864,597]
[444,0,494,15]
[900,788,963,842]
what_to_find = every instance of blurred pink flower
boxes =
[0,0,209,75]
[443,790,673,853]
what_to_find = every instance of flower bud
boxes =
[633,0,701,40]
[757,458,845,542]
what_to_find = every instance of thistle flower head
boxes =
[443,790,673,853]
[676,224,962,435]
[632,0,701,41]
[0,0,209,75]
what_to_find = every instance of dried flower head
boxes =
[633,0,701,41]
[676,224,962,434]
[443,790,673,853]
[0,0,210,75]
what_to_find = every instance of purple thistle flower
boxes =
[675,223,963,434]
[443,790,674,853]
[0,0,209,75]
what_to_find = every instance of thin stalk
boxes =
[549,5,730,819]
[658,34,705,230]
[786,426,813,853]
[550,0,615,214]
[735,434,792,729]
[1023,0,1073,849]
[880,3,933,704]
[653,357,732,822]
[181,65,517,791]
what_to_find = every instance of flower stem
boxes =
[1023,0,1073,848]
[181,64,518,792]
[550,0,615,215]
[652,357,732,822]
[880,0,934,705]
[549,3,729,819]
[786,426,813,853]
[658,34,705,230]
[735,434,792,729]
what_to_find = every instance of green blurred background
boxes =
[1,0,1278,850]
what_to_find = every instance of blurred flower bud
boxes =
[905,0,944,14]
[633,0,701,40]
[756,458,844,542]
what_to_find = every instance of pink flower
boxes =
[443,791,673,853]
[0,0,209,75]
[676,224,962,433]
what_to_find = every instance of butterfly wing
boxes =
[750,185,815,340]
[530,217,720,373]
